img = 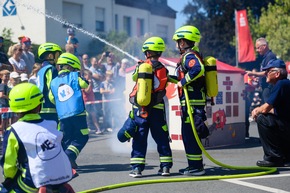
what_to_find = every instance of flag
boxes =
[236,10,256,63]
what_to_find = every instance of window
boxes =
[226,106,232,117]
[233,105,239,117]
[136,18,144,37]
[96,7,105,32]
[233,92,239,103]
[63,2,82,27]
[123,16,131,36]
[156,24,168,43]
[226,92,231,103]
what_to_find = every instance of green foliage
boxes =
[119,36,145,63]
[106,31,128,48]
[104,31,130,63]
[1,28,14,53]
[256,0,290,61]
[1,28,13,40]
[87,32,106,58]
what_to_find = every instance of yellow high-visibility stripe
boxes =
[160,156,173,163]
[180,100,206,106]
[40,108,56,113]
[81,128,89,135]
[17,176,37,193]
[130,157,145,164]
[162,125,168,132]
[186,154,202,161]
[67,145,80,157]
[153,103,164,109]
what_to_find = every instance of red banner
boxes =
[236,10,256,63]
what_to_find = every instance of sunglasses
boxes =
[24,41,31,45]
[266,69,278,74]
[255,44,265,50]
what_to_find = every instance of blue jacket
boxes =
[50,70,88,119]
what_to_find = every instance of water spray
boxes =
[15,1,139,62]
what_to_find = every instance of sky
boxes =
[167,0,190,29]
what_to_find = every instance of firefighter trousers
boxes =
[130,106,173,171]
[60,114,89,162]
[181,106,206,169]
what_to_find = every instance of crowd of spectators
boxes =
[0,32,130,136]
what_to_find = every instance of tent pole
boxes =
[235,9,239,68]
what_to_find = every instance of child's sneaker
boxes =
[158,167,170,176]
[106,128,113,132]
[129,167,142,178]
[179,167,205,176]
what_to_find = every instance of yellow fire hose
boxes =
[79,87,277,193]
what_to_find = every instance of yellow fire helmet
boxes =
[172,25,201,43]
[142,36,166,52]
[57,52,81,70]
[38,42,62,59]
[9,83,44,113]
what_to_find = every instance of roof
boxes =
[126,57,245,74]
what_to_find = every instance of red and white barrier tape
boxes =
[85,98,122,105]
[0,107,11,113]
[0,98,122,113]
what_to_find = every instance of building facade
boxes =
[0,0,176,55]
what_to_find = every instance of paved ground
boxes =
[1,122,290,193]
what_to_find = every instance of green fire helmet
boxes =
[142,36,166,52]
[38,42,62,59]
[172,25,201,43]
[57,52,81,70]
[9,83,44,113]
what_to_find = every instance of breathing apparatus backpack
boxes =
[129,60,168,118]
[185,52,218,105]
[203,56,218,105]
[136,62,153,107]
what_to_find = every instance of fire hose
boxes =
[79,87,276,193]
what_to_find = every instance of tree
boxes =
[1,28,14,53]
[256,0,290,61]
[182,0,275,65]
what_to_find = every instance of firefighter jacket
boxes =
[177,49,206,107]
[37,61,58,114]
[49,69,88,120]
[0,114,73,191]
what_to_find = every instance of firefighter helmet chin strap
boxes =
[45,53,58,64]
[178,43,191,55]
[144,51,160,59]
[178,40,195,55]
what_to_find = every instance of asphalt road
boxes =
[1,122,290,193]
[69,122,290,193]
